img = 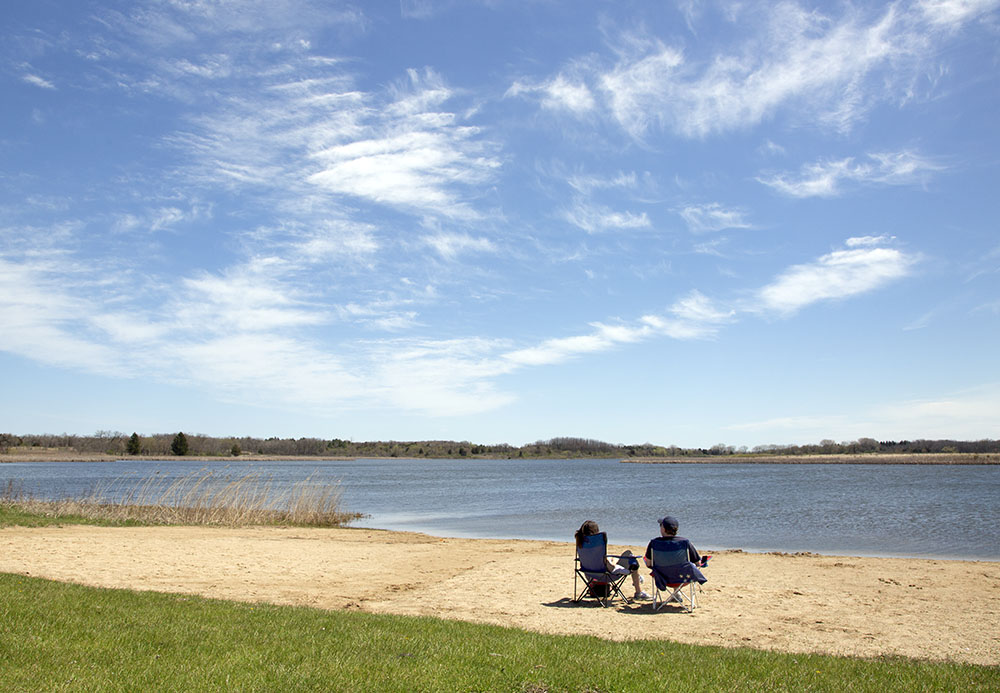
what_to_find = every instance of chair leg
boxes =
[609,579,631,606]
[653,583,698,611]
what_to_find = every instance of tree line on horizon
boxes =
[2,432,998,458]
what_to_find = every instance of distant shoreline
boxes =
[0,450,356,463]
[2,449,997,464]
[622,452,999,465]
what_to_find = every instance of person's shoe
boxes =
[633,591,651,601]
[671,593,684,604]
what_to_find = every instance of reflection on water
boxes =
[2,458,997,560]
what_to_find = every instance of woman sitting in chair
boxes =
[576,520,650,600]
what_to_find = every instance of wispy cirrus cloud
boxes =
[0,232,914,417]
[727,382,1000,442]
[506,74,596,115]
[0,257,120,374]
[501,290,734,368]
[423,231,497,260]
[100,0,365,52]
[173,64,501,222]
[174,271,326,333]
[757,150,944,197]
[512,2,990,140]
[918,0,1000,26]
[598,3,912,138]
[342,306,420,332]
[567,171,638,195]
[679,203,752,233]
[751,237,917,315]
[562,201,651,234]
[22,72,56,89]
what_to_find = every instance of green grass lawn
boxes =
[1,573,996,692]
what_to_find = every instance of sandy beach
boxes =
[1,524,997,666]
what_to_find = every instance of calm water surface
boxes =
[2,458,997,560]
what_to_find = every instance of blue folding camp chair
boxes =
[573,532,632,607]
[647,536,707,612]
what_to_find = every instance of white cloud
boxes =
[369,313,421,331]
[309,129,491,216]
[176,334,365,408]
[728,383,1000,442]
[149,206,205,232]
[172,63,500,222]
[563,201,651,233]
[679,203,752,233]
[535,2,991,140]
[293,224,379,262]
[0,232,919,420]
[846,235,894,248]
[338,296,425,333]
[305,72,500,219]
[175,271,326,333]
[91,312,170,344]
[501,290,733,368]
[669,290,735,325]
[22,73,56,89]
[753,243,917,315]
[371,337,516,416]
[873,384,1000,437]
[757,150,944,197]
[567,171,638,195]
[760,139,787,157]
[599,43,685,138]
[918,0,1000,26]
[506,74,596,114]
[423,232,497,260]
[0,258,120,374]
[867,150,946,183]
[599,4,910,138]
[106,0,365,49]
[502,324,645,367]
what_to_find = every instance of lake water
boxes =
[2,458,997,560]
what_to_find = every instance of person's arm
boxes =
[687,541,701,564]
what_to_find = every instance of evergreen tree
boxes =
[127,432,141,456]
[171,432,189,456]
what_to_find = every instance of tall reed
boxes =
[0,470,362,527]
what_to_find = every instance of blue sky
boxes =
[2,0,998,447]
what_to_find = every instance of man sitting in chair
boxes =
[643,515,708,602]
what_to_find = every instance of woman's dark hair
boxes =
[575,520,600,547]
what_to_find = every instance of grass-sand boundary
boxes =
[5,572,995,692]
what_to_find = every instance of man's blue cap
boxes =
[659,516,679,532]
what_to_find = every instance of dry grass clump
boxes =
[1,471,363,527]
